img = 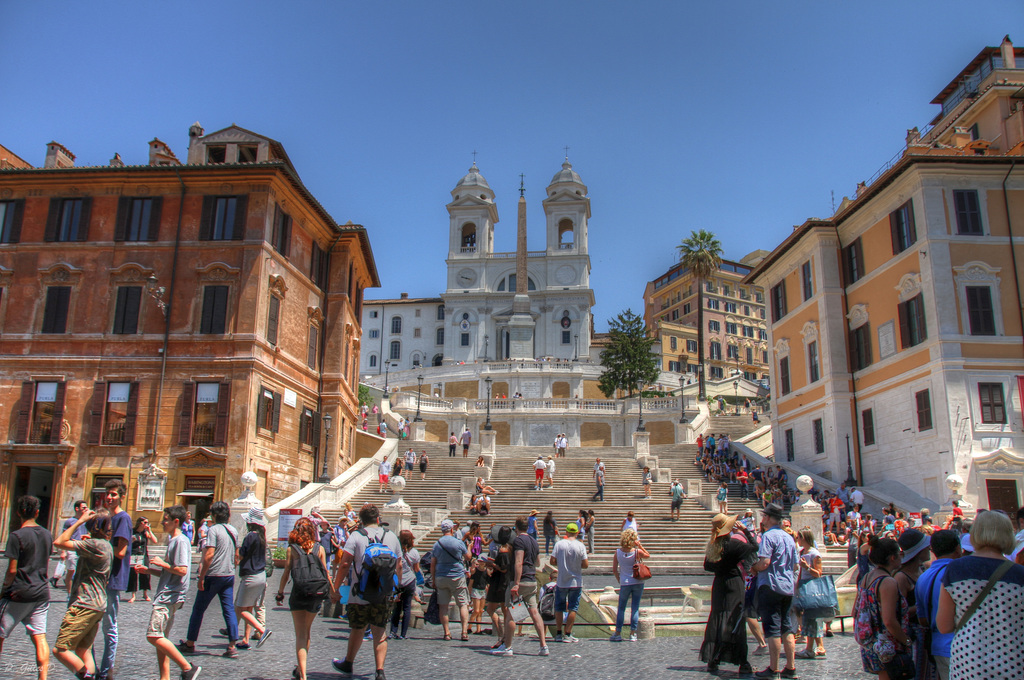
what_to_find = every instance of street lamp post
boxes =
[679,375,688,424]
[574,333,579,361]
[636,380,646,432]
[733,380,739,415]
[319,414,333,483]
[484,377,493,430]
[845,434,857,486]
[414,375,423,422]
[383,361,395,402]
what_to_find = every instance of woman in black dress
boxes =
[700,513,758,675]
[127,516,157,602]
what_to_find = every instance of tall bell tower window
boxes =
[558,219,574,249]
[461,223,477,252]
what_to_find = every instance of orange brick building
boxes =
[0,124,378,542]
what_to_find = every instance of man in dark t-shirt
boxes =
[99,479,133,680]
[0,495,53,679]
[495,516,547,657]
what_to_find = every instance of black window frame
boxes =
[978,383,1007,424]
[200,285,230,334]
[709,341,722,360]
[199,195,247,241]
[812,418,824,454]
[953,190,983,235]
[801,260,813,301]
[0,199,25,244]
[388,339,400,361]
[779,356,791,395]
[889,200,917,255]
[965,286,996,335]
[435,327,444,345]
[843,237,864,285]
[271,204,291,257]
[42,286,71,334]
[46,197,92,242]
[808,340,820,383]
[849,324,872,372]
[391,316,402,335]
[862,408,875,446]
[114,196,162,242]
[898,293,928,348]
[112,285,142,335]
[309,326,322,368]
[266,295,281,346]
[784,428,795,462]
[915,389,933,431]
[771,281,787,322]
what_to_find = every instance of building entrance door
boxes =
[7,466,55,537]
[985,479,1020,516]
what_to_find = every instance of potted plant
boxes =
[272,545,288,568]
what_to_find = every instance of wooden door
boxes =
[985,479,1020,515]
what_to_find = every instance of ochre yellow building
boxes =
[747,37,1024,513]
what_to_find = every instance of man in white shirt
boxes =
[549,523,588,642]
[850,487,864,511]
[533,457,547,491]
[545,457,556,489]
[378,458,391,493]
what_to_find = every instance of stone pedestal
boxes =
[674,421,694,445]
[790,475,823,548]
[653,468,672,483]
[461,477,478,494]
[480,429,496,455]
[382,476,413,533]
[447,492,470,511]
[633,430,651,456]
[410,421,425,442]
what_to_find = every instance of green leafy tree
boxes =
[358,384,371,406]
[598,309,660,398]
[677,229,723,400]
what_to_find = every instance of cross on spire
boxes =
[471,150,477,164]
[563,145,570,160]
[519,173,525,198]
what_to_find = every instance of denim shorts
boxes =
[756,585,795,638]
[554,586,582,613]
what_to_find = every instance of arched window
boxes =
[436,327,444,345]
[436,305,445,321]
[497,274,536,292]
[389,340,401,361]
[411,353,421,367]
[461,222,477,250]
[369,354,378,368]
[432,354,443,367]
[391,316,402,334]
[558,218,574,249]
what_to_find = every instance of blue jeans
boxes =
[186,575,238,642]
[593,483,604,501]
[615,582,645,633]
[99,588,121,676]
[545,535,555,553]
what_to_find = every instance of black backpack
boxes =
[419,551,434,589]
[290,543,329,598]
[352,528,399,604]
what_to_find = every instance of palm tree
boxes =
[677,229,723,401]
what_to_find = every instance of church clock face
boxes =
[456,268,476,287]
[555,265,576,285]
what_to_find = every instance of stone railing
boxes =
[392,392,685,417]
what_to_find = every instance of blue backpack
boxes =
[353,528,399,604]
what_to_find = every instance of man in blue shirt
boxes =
[100,479,133,680]
[751,503,798,679]
[915,529,961,680]
[430,519,471,641]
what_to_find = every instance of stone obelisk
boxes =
[507,177,535,359]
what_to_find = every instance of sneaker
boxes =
[181,667,202,680]
[608,634,623,642]
[498,647,514,657]
[629,632,638,642]
[794,649,814,659]
[332,658,353,674]
[375,671,386,680]
[552,633,563,643]
[538,645,549,656]
[255,630,273,648]
[563,634,579,643]
[752,645,769,656]
[780,668,798,678]
[754,668,780,680]
[489,644,507,655]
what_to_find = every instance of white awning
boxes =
[176,491,213,497]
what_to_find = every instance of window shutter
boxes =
[200,287,215,333]
[914,296,927,343]
[76,197,92,242]
[213,286,228,333]
[50,381,66,444]
[114,197,131,241]
[178,382,195,446]
[213,382,231,446]
[199,196,215,240]
[848,329,858,372]
[124,382,140,445]
[898,301,910,349]
[147,196,163,241]
[7,199,24,243]
[271,391,282,433]
[298,410,308,445]
[272,205,281,249]
[994,387,1005,423]
[232,195,248,240]
[906,201,916,244]
[45,198,61,242]
[87,382,106,445]
[312,412,321,450]
[980,385,993,422]
[15,381,34,443]
[283,215,291,257]
[122,286,141,334]
[267,296,280,345]
[256,390,268,434]
[307,326,318,369]
[889,211,900,254]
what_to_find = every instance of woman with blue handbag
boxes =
[794,528,827,659]
[388,530,420,639]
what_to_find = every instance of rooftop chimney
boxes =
[400,292,409,299]
[1001,35,1016,69]
[906,127,921,145]
[109,153,125,167]
[148,138,180,166]
[44,142,75,169]
[951,126,973,148]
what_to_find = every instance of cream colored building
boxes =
[747,37,1024,514]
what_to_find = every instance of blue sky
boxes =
[2,2,1019,329]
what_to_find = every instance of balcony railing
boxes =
[392,391,685,416]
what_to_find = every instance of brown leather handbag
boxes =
[632,550,652,580]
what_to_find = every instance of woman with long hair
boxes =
[484,525,513,647]
[234,507,272,649]
[794,528,825,660]
[127,515,157,602]
[854,535,913,679]
[389,530,420,640]
[585,510,596,555]
[610,528,650,642]
[699,514,757,674]
[275,517,334,680]
[542,511,558,554]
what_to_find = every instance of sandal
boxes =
[442,634,452,641]
[460,635,470,642]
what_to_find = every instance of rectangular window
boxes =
[271,205,291,256]
[849,324,872,371]
[727,344,739,360]
[256,387,281,433]
[460,332,470,347]
[27,381,65,444]
[112,286,142,334]
[710,366,723,379]
[368,329,380,339]
[310,242,330,289]
[46,197,91,242]
[862,408,875,446]
[779,356,791,395]
[299,407,320,448]
[671,309,679,320]
[707,298,720,310]
[808,341,820,382]
[687,339,698,353]
[813,418,824,454]
[42,286,71,333]
[742,325,754,338]
[115,197,161,241]
[915,389,933,431]
[725,322,737,334]
[709,341,722,360]
[190,382,223,446]
[391,317,402,334]
[199,195,247,240]
[754,292,763,303]
[890,200,917,254]
[369,310,378,318]
[412,328,421,338]
[682,303,691,315]
[722,285,731,297]
[801,261,813,301]
[954,190,982,235]
[745,347,753,364]
[843,238,864,285]
[784,428,795,461]
[435,327,444,345]
[102,382,132,445]
[308,326,320,368]
[898,293,927,348]
[561,330,571,344]
[669,337,677,350]
[0,200,25,243]
[668,361,681,372]
[436,305,445,321]
[708,320,720,333]
[200,285,229,334]
[266,295,280,346]
[705,281,715,293]
[771,281,787,322]
[759,329,768,340]
[762,350,769,364]
[724,302,737,313]
[966,286,996,335]
[978,383,1007,424]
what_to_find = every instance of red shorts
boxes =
[379,474,389,484]
[535,469,545,481]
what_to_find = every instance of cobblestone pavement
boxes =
[1,580,873,680]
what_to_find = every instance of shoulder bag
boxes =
[632,550,652,581]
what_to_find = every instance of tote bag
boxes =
[794,575,838,612]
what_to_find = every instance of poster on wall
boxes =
[136,464,167,512]
[278,508,302,541]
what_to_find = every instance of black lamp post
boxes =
[383,361,394,401]
[484,377,493,430]
[484,334,489,361]
[679,375,688,424]
[414,374,423,422]
[319,414,332,483]
[574,333,579,361]
[733,380,739,415]
[636,380,646,432]
[845,434,857,486]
